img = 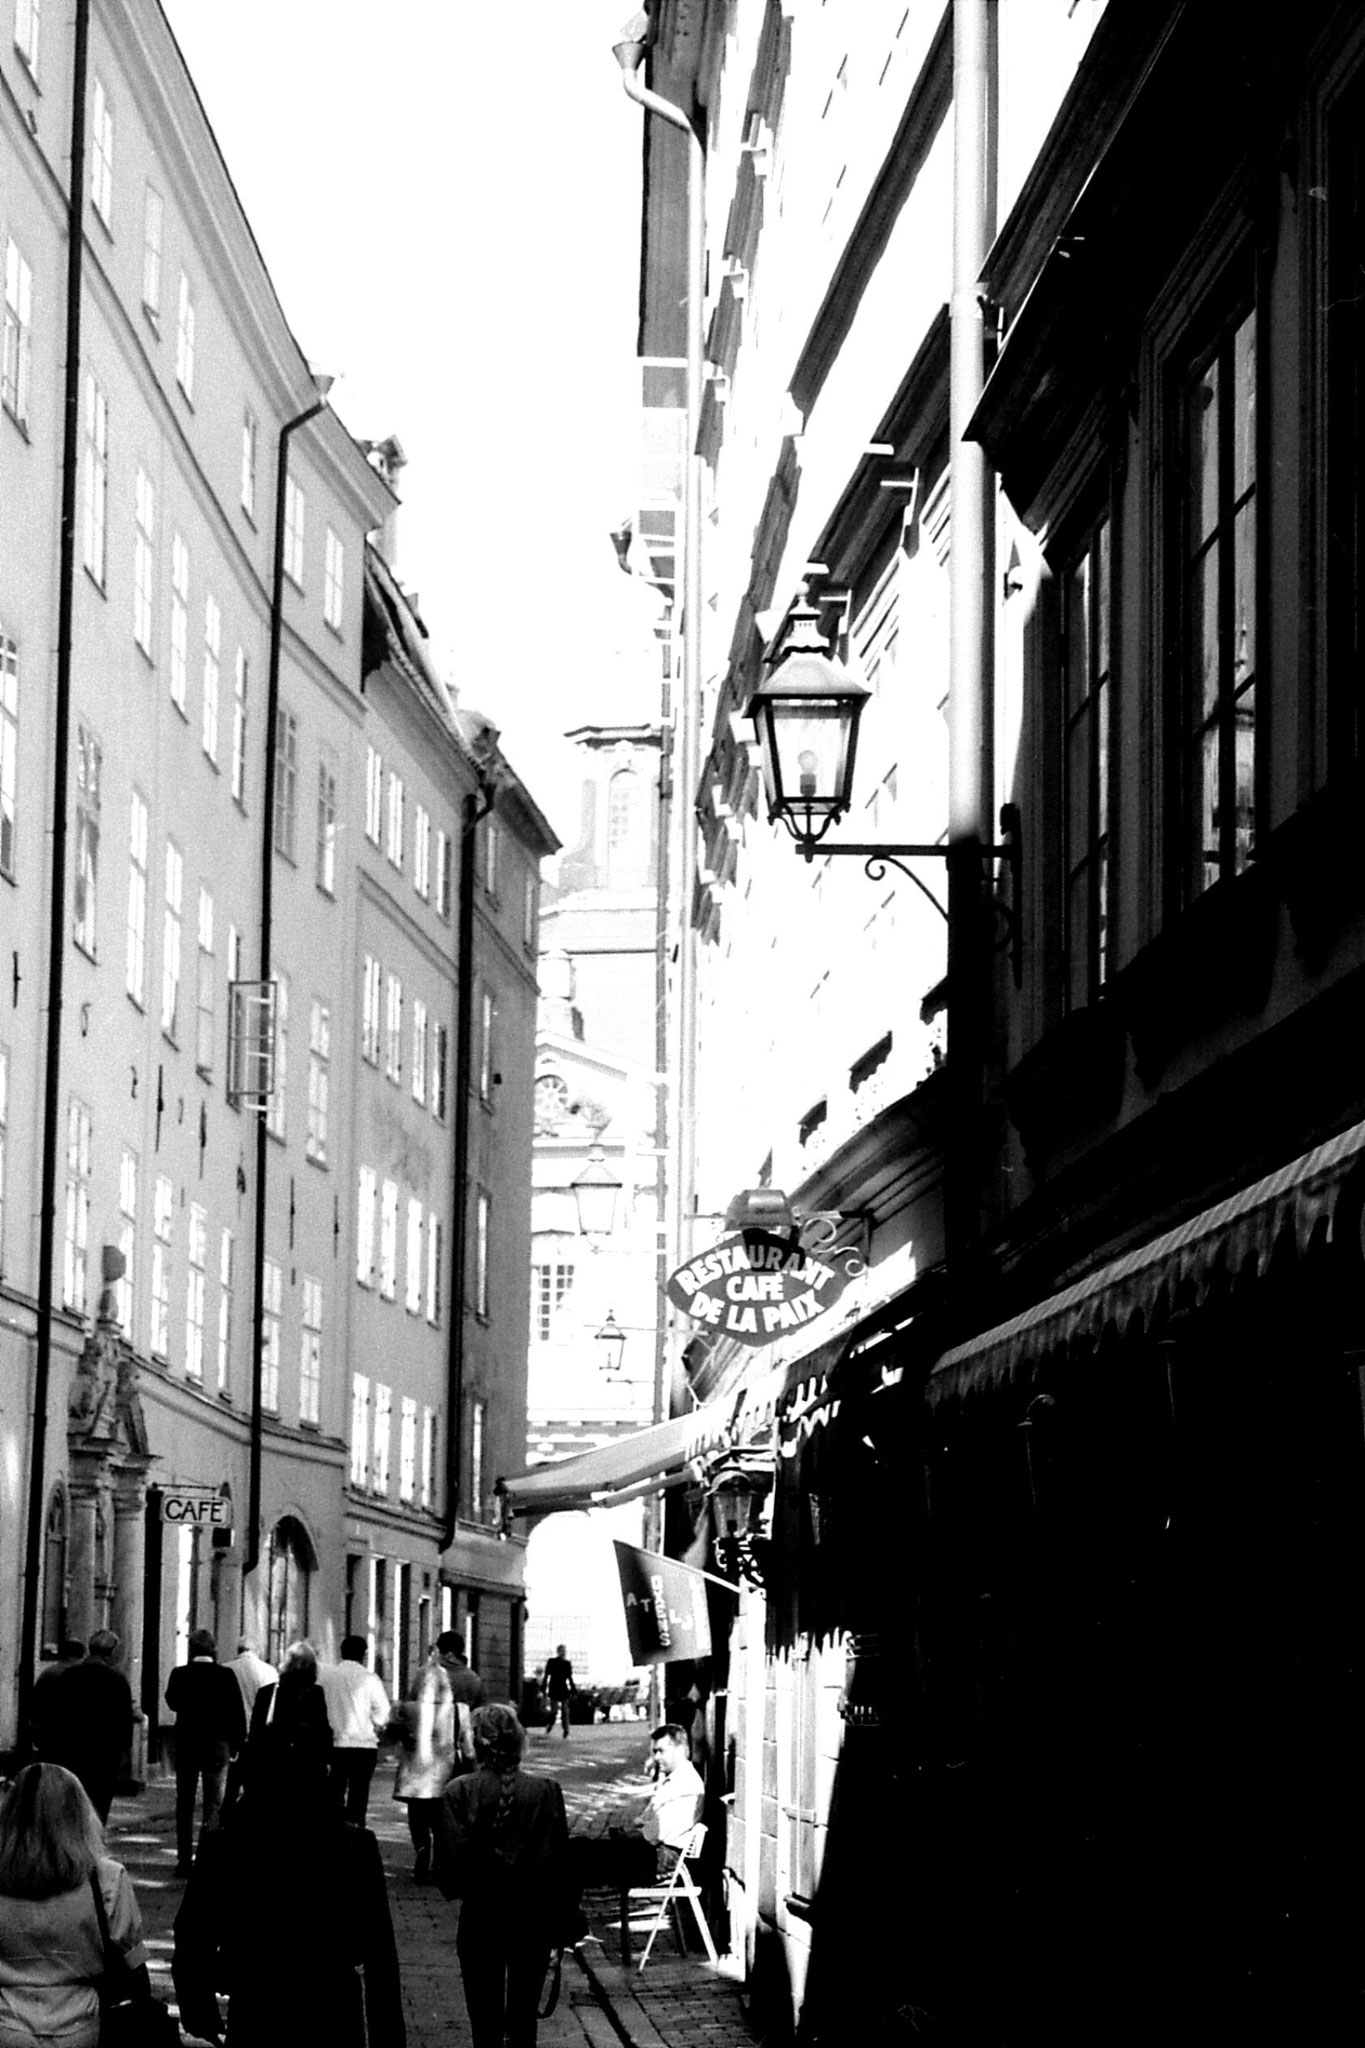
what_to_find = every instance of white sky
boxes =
[162,0,663,845]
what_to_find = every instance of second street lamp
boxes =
[571,1147,623,1239]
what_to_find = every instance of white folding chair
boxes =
[622,1821,718,1971]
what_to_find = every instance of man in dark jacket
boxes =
[165,1626,246,1875]
[37,1626,134,1820]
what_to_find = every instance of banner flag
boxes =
[613,1540,714,1666]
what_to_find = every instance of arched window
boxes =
[265,1515,316,1664]
[607,768,647,886]
[42,1490,67,1653]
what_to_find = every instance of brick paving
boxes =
[105,1721,756,2048]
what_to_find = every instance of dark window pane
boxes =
[1067,708,1091,860]
[1095,517,1111,679]
[1189,358,1220,547]
[1065,557,1089,715]
[1191,544,1220,727]
[1233,313,1256,501]
[1095,679,1110,840]
[1233,500,1255,686]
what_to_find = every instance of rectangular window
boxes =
[1176,297,1257,900]
[431,1022,448,1122]
[365,746,383,844]
[482,816,499,896]
[91,77,114,227]
[133,468,155,655]
[414,806,431,898]
[405,1199,423,1313]
[421,1404,435,1508]
[361,955,381,1064]
[372,1383,392,1495]
[478,987,495,1105]
[300,1275,322,1426]
[150,1172,172,1359]
[169,533,189,712]
[217,1228,233,1395]
[283,476,305,586]
[532,1261,575,1342]
[0,633,15,878]
[14,0,39,75]
[435,829,452,919]
[386,773,404,868]
[202,595,221,761]
[356,1166,377,1286]
[427,1214,443,1326]
[469,1399,486,1523]
[231,650,248,807]
[411,999,427,1104]
[126,792,148,1003]
[475,1190,490,1319]
[1,239,31,428]
[141,184,162,317]
[175,271,195,400]
[82,374,108,585]
[185,1202,206,1382]
[316,746,337,895]
[261,1257,281,1413]
[224,924,241,1103]
[195,886,214,1074]
[161,839,182,1039]
[400,1397,418,1504]
[523,869,537,953]
[1060,513,1112,1011]
[324,528,344,630]
[241,411,257,520]
[385,974,402,1082]
[306,1000,330,1164]
[116,1147,136,1334]
[73,726,101,957]
[379,1179,398,1299]
[273,706,298,860]
[350,1374,370,1487]
[265,973,289,1141]
[63,1098,92,1314]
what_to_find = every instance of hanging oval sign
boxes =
[666,1230,859,1347]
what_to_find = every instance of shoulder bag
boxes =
[88,1871,180,2048]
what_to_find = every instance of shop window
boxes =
[265,1515,315,1665]
[1059,509,1113,1008]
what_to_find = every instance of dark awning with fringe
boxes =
[929,1116,1365,1407]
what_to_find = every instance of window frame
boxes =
[3,237,33,431]
[1055,498,1116,1013]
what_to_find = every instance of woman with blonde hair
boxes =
[436,1704,570,2048]
[0,1762,150,2047]
[240,1639,332,1803]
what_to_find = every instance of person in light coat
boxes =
[320,1637,391,1825]
[392,1632,482,1881]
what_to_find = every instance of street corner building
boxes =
[514,4,1365,2044]
[0,1,556,1774]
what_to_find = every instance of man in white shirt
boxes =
[224,1637,276,1720]
[320,1634,392,1824]
[641,1723,704,1872]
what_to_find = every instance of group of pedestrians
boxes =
[0,1625,706,2048]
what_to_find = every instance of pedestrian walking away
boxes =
[542,1645,575,1739]
[320,1635,391,1825]
[173,1704,405,2048]
[164,1627,246,1876]
[0,1763,165,2048]
[224,1636,277,1721]
[436,1703,572,2048]
[31,1629,133,1824]
[240,1640,332,1809]
[392,1631,482,1882]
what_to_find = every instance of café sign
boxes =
[159,1489,231,1528]
[666,1228,858,1346]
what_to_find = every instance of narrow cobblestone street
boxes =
[105,1724,757,2048]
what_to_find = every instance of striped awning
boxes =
[499,1404,735,1518]
[929,1115,1365,1405]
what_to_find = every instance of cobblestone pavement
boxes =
[105,1720,756,2048]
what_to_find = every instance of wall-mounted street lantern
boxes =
[746,595,1021,975]
[704,1446,775,1588]
[595,1311,627,1378]
[571,1146,622,1238]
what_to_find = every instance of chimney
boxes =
[363,434,407,571]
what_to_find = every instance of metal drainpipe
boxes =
[244,396,327,1584]
[439,784,496,1554]
[615,28,706,1328]
[19,0,91,1750]
[945,0,997,1280]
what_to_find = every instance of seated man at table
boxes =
[640,1723,703,1874]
